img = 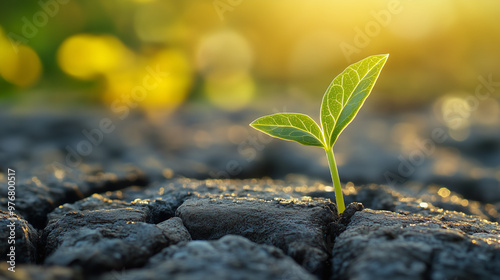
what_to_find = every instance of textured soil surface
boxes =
[0,109,499,279]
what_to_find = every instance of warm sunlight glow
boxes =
[58,34,132,80]
[0,27,41,87]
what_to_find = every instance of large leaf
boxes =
[250,113,325,147]
[320,54,388,148]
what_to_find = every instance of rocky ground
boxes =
[0,106,499,279]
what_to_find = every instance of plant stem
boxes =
[325,148,345,214]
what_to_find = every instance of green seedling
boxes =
[250,54,389,213]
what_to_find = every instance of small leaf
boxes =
[250,113,325,147]
[320,54,388,148]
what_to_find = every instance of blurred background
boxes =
[1,0,500,112]
[1,0,500,215]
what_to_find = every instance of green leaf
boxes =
[320,54,388,148]
[250,113,325,147]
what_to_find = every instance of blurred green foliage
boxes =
[1,0,500,112]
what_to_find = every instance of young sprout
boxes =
[250,54,389,213]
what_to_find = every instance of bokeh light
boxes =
[103,48,193,112]
[196,29,254,110]
[57,34,133,80]
[0,27,41,87]
[0,0,499,114]
[204,70,255,111]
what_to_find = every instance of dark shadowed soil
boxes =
[0,108,499,279]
